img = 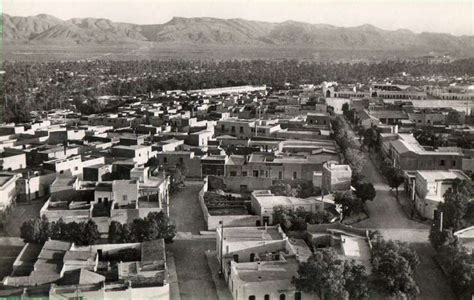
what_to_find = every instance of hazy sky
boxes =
[3,0,473,36]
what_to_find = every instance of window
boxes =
[250,253,255,262]
[123,195,128,201]
[293,172,297,179]
[233,254,239,263]
[440,160,445,166]
[230,171,237,177]
[59,170,64,174]
[260,170,264,176]
[231,126,235,132]
[179,157,184,164]
[98,198,102,203]
[264,295,270,300]
[253,170,259,177]
[279,171,283,179]
[280,294,286,300]
[164,157,168,163]
[240,126,244,133]
[74,166,79,171]
[452,160,456,167]
[242,171,248,177]
[221,125,225,131]
[249,296,255,300]
[295,292,302,300]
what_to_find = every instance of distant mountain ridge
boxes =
[3,13,474,56]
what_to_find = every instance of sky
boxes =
[3,0,474,36]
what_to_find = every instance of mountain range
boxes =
[3,14,474,59]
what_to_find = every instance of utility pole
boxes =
[26,171,32,204]
[219,220,224,275]
[439,211,444,232]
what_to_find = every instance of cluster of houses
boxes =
[0,81,472,299]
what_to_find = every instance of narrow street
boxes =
[167,181,218,300]
[340,117,455,299]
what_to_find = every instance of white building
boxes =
[414,170,470,219]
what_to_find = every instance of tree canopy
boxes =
[108,211,176,243]
[293,247,369,300]
[20,217,100,246]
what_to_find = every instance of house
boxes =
[201,155,227,177]
[250,190,338,225]
[112,145,153,165]
[0,173,21,225]
[155,151,202,178]
[16,169,56,202]
[321,161,352,192]
[224,151,340,192]
[43,155,83,176]
[414,170,470,219]
[306,113,331,128]
[48,129,85,144]
[306,223,372,272]
[216,225,313,300]
[386,134,463,171]
[0,149,27,171]
[454,226,474,253]
[2,240,170,300]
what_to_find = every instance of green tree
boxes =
[293,248,369,300]
[342,102,350,116]
[82,219,101,245]
[334,191,363,219]
[20,218,42,244]
[108,221,124,243]
[371,238,419,298]
[386,167,404,199]
[363,127,379,151]
[436,240,473,297]
[354,182,376,202]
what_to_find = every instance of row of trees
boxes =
[20,212,176,246]
[428,179,474,297]
[331,116,366,179]
[294,233,420,299]
[20,216,100,246]
[108,212,176,244]
[272,207,334,232]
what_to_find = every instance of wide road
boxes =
[167,181,218,300]
[341,117,455,300]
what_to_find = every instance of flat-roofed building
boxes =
[414,169,470,219]
[250,190,338,225]
[322,161,352,192]
[3,240,170,300]
[216,225,313,300]
[0,173,21,225]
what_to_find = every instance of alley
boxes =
[167,181,218,300]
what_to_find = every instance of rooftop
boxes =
[417,169,470,182]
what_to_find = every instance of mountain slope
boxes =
[3,14,474,56]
